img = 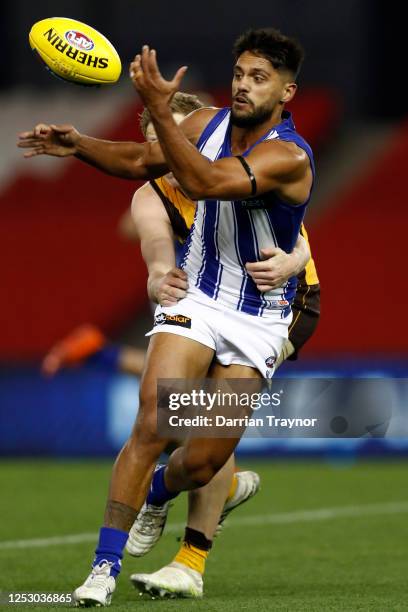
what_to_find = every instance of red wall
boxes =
[305,119,408,355]
[0,89,340,361]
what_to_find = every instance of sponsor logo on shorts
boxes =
[154,313,192,329]
[265,356,276,379]
[65,30,95,51]
[265,356,276,369]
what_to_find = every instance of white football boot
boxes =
[130,561,203,599]
[73,561,116,607]
[215,470,260,536]
[126,500,171,557]
[126,470,259,557]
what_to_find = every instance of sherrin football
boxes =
[29,17,121,86]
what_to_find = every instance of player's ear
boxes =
[280,82,297,104]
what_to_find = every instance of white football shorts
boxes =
[146,287,292,378]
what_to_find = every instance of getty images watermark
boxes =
[166,387,317,430]
[157,378,399,439]
[157,378,320,439]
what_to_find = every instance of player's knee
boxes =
[181,454,219,487]
[131,412,160,448]
[125,426,165,464]
[126,410,162,458]
[139,379,157,414]
[131,384,159,445]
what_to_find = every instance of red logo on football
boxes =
[65,30,95,51]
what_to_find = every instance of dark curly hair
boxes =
[233,28,304,79]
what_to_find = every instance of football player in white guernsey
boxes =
[19,28,313,606]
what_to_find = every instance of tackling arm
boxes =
[245,233,310,292]
[17,123,165,179]
[17,108,212,181]
[131,182,188,305]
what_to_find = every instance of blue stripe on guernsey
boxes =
[232,204,248,311]
[196,200,223,298]
[174,240,185,268]
[197,108,231,152]
[195,204,208,286]
[233,201,264,315]
[180,204,198,269]
[213,203,224,299]
[263,194,305,255]
[195,130,226,298]
[263,209,278,248]
[247,210,268,316]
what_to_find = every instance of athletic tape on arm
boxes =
[236,155,257,196]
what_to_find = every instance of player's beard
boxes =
[231,100,274,128]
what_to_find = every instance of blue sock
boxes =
[93,526,129,578]
[146,465,179,506]
[88,344,121,371]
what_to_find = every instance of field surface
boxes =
[0,460,407,611]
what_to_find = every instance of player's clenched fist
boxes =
[18,123,81,158]
[148,268,188,307]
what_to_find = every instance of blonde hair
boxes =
[139,92,204,136]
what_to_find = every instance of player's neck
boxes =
[230,106,284,155]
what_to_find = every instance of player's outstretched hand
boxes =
[246,247,300,291]
[18,124,81,158]
[148,268,188,306]
[129,45,187,109]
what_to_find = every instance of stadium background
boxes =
[0,2,407,610]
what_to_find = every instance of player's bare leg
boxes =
[128,359,263,554]
[164,364,261,492]
[130,363,261,599]
[187,454,235,540]
[73,333,214,607]
[105,332,214,524]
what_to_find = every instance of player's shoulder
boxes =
[186,106,222,121]
[253,138,310,172]
[180,107,222,143]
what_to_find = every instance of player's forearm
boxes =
[141,235,176,282]
[143,236,177,303]
[75,136,148,179]
[148,106,214,199]
[291,234,310,275]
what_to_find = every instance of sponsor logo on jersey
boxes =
[43,28,109,69]
[154,313,192,328]
[264,299,290,309]
[240,198,266,209]
[65,30,95,51]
